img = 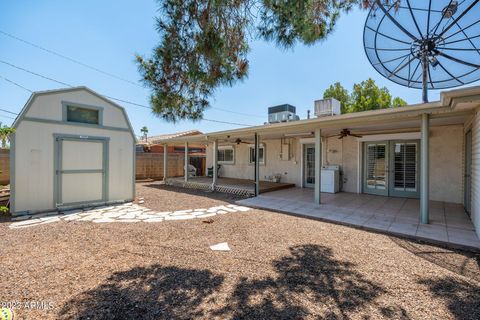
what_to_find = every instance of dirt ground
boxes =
[1,182,479,319]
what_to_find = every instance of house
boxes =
[10,87,136,215]
[136,130,206,176]
[155,86,480,245]
[136,130,204,153]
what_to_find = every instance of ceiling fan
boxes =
[234,138,250,145]
[335,129,363,139]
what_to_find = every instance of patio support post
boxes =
[184,142,189,183]
[212,140,218,191]
[314,128,322,204]
[420,113,430,224]
[254,133,260,196]
[163,143,168,182]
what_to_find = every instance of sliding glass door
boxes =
[364,140,420,198]
[364,142,388,196]
[304,144,315,188]
[390,141,420,198]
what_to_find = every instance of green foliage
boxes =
[323,82,351,114]
[0,205,8,214]
[0,125,14,214]
[140,126,149,141]
[137,0,252,122]
[258,0,357,47]
[392,96,407,108]
[0,125,14,149]
[137,0,385,122]
[350,78,392,112]
[323,78,407,113]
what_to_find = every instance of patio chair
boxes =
[186,164,197,178]
[207,164,221,177]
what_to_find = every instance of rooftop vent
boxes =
[314,98,341,117]
[268,104,300,123]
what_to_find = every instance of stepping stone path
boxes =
[9,203,251,229]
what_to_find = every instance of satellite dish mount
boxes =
[364,0,480,103]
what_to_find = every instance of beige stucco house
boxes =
[10,87,136,215]
[158,86,480,241]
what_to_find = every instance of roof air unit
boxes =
[268,104,300,123]
[314,98,341,117]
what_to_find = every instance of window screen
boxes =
[66,105,100,125]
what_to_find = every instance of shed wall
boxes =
[12,89,134,214]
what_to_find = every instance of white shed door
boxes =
[55,136,108,207]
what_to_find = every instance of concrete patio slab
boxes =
[237,188,480,251]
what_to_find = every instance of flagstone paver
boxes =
[9,203,252,229]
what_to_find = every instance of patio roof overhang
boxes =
[156,86,480,144]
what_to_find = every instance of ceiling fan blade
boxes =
[349,133,363,138]
[326,134,340,138]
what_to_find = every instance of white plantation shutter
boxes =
[393,142,418,192]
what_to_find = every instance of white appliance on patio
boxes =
[321,165,340,193]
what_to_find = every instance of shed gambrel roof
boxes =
[12,86,137,141]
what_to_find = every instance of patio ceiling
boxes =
[167,110,473,143]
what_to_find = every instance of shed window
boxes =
[217,146,234,164]
[66,105,100,125]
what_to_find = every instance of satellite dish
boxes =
[364,0,480,103]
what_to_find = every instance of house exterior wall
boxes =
[205,125,463,203]
[324,136,359,193]
[11,90,135,214]
[206,138,303,185]
[429,125,464,204]
[470,108,480,238]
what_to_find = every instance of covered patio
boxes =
[238,188,480,250]
[166,176,295,196]
[155,87,480,249]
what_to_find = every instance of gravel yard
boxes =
[1,182,479,319]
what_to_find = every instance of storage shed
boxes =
[10,87,136,215]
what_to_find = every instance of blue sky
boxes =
[1,1,478,136]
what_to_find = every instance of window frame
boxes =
[217,145,235,165]
[62,101,104,126]
[248,144,266,165]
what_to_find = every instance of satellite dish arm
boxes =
[375,0,417,41]
[435,50,480,68]
[437,0,480,38]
